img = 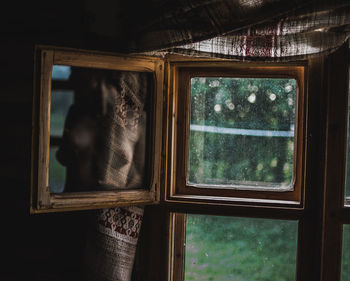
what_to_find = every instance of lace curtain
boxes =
[56,68,148,281]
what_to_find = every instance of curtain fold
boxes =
[126,0,350,61]
[165,27,349,61]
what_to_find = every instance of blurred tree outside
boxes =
[188,77,296,188]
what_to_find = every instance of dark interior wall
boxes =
[1,44,89,281]
[1,2,151,280]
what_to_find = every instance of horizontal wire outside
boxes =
[190,124,294,137]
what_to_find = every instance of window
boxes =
[162,59,307,281]
[166,63,305,205]
[30,47,164,212]
[188,77,296,189]
[141,47,348,281]
[31,45,350,281]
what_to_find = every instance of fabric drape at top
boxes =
[169,4,350,60]
[125,0,350,61]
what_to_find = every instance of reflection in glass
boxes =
[185,214,298,281]
[52,65,71,80]
[49,82,73,193]
[188,77,296,189]
[49,146,66,193]
[48,65,153,193]
[50,90,74,137]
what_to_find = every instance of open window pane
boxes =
[188,77,296,190]
[48,65,153,193]
[185,214,298,281]
[32,48,163,212]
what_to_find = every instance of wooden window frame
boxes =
[149,45,350,281]
[30,46,164,213]
[29,45,350,281]
[165,61,306,207]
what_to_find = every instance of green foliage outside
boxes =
[185,78,299,280]
[185,215,298,281]
[188,77,296,187]
[342,222,350,280]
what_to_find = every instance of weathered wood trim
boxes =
[163,201,303,219]
[53,50,158,72]
[37,49,54,209]
[169,213,186,281]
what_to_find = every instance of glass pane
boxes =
[342,225,350,280]
[344,70,350,205]
[188,77,296,190]
[52,65,71,80]
[48,65,153,193]
[185,214,298,281]
[49,146,66,193]
[50,90,74,137]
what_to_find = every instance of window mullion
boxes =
[321,44,349,281]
